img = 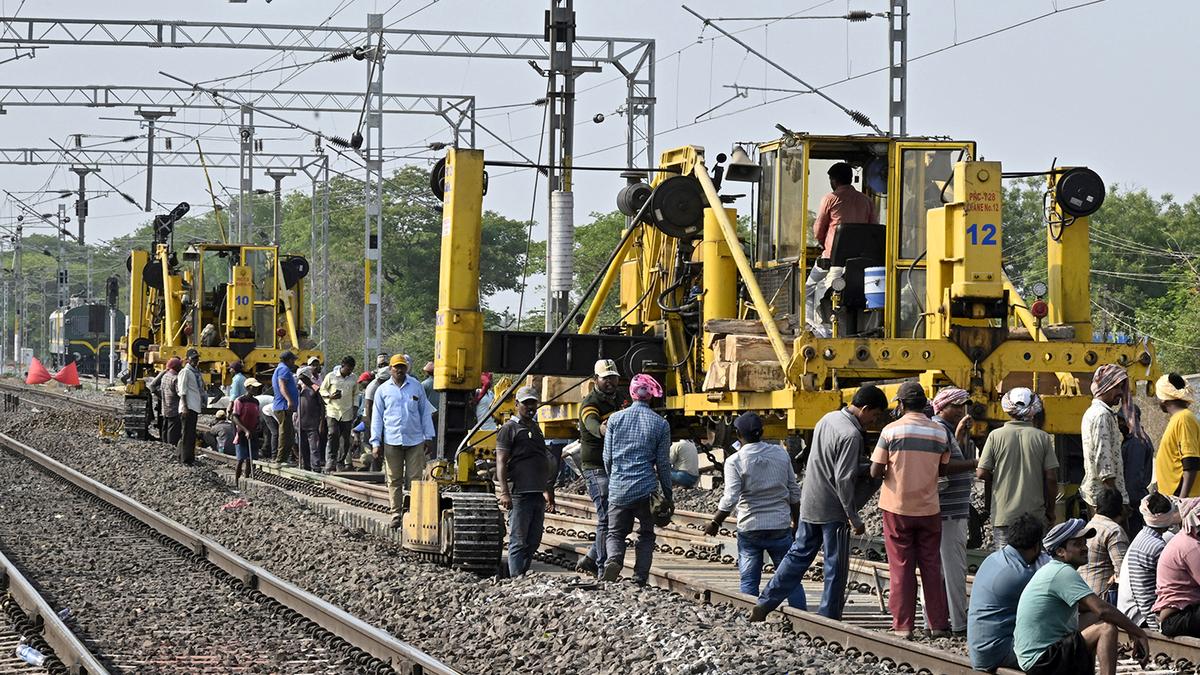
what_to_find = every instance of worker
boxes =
[1154,372,1200,497]
[204,410,236,455]
[474,372,497,431]
[705,412,802,603]
[575,359,631,577]
[320,356,358,472]
[1120,407,1154,534]
[976,388,1058,549]
[255,384,276,456]
[158,357,183,446]
[966,513,1050,673]
[669,440,699,488]
[805,161,876,337]
[1117,493,1177,629]
[1082,364,1130,514]
[296,371,325,471]
[928,386,980,636]
[371,354,435,528]
[869,381,952,638]
[601,373,671,585]
[227,360,246,411]
[360,366,390,439]
[421,361,441,418]
[176,348,205,466]
[496,386,558,576]
[1080,487,1129,600]
[271,351,300,466]
[231,377,263,487]
[376,353,389,369]
[1013,519,1149,675]
[305,356,323,386]
[1153,497,1200,637]
[750,385,888,622]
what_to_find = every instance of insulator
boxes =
[849,109,874,128]
[846,10,873,21]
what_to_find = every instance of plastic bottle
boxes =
[16,643,46,667]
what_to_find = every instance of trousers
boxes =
[583,468,609,571]
[507,492,546,576]
[757,521,849,617]
[382,442,425,515]
[882,510,949,632]
[299,427,322,471]
[273,410,295,463]
[259,414,278,461]
[930,517,968,632]
[178,410,198,465]
[162,414,181,447]
[324,418,354,470]
[604,497,655,583]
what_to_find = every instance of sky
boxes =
[0,0,1194,315]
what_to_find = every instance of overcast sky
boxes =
[0,0,1193,313]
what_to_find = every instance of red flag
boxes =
[52,361,79,387]
[25,357,51,384]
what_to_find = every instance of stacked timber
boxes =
[701,319,792,392]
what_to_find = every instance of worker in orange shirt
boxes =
[805,162,877,337]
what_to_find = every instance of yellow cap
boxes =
[389,353,410,368]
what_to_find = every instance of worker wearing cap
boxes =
[977,387,1059,550]
[1014,518,1149,675]
[371,354,435,526]
[869,380,952,638]
[176,347,205,465]
[574,358,631,577]
[1081,364,1130,511]
[319,355,358,472]
[152,356,183,445]
[231,377,263,485]
[1155,373,1200,497]
[271,350,300,465]
[496,386,559,576]
[305,356,323,387]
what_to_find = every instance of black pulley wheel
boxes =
[280,256,310,289]
[430,157,447,201]
[648,175,705,239]
[616,181,652,218]
[1055,166,1105,217]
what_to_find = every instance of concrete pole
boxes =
[239,105,255,243]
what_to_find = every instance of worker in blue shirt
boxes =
[370,353,435,526]
[271,350,300,465]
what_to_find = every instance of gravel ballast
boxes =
[1,408,900,674]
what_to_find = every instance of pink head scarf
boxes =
[629,373,663,401]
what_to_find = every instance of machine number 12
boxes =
[967,223,997,246]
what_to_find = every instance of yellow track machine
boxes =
[121,202,321,439]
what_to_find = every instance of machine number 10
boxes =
[966,223,997,246]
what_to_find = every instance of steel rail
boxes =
[0,429,460,675]
[0,548,111,675]
[7,382,1200,672]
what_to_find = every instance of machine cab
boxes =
[754,134,974,338]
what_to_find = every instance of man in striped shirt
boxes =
[1117,493,1177,629]
[929,387,980,636]
[870,380,952,638]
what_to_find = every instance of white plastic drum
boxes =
[864,266,886,309]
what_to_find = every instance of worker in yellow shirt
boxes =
[1154,373,1200,498]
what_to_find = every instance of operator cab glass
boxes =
[754,135,973,338]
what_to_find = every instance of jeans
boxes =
[273,410,295,463]
[757,521,850,618]
[604,497,655,583]
[583,468,609,571]
[324,418,353,470]
[507,492,546,576]
[671,470,699,488]
[883,510,949,632]
[178,410,198,465]
[299,427,322,471]
[737,528,805,607]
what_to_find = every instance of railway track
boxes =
[0,406,458,675]
[3,381,1197,674]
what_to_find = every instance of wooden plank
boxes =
[721,334,794,362]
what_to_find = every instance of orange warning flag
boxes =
[25,357,51,384]
[52,361,79,387]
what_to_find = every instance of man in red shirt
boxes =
[805,162,877,337]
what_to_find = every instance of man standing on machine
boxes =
[805,162,876,337]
